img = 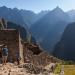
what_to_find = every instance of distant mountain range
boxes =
[20,10,49,28]
[30,7,75,52]
[30,7,71,52]
[1,6,75,54]
[0,6,49,29]
[0,6,27,29]
[53,22,75,61]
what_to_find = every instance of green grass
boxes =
[54,63,61,74]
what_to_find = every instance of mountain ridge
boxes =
[30,7,70,52]
[53,22,75,61]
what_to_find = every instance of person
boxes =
[16,53,21,65]
[2,44,8,65]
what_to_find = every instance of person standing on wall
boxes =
[2,44,8,65]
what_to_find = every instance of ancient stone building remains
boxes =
[23,42,59,66]
[0,29,57,66]
[0,29,46,65]
[23,42,42,63]
[0,29,23,62]
[23,42,54,66]
[0,18,58,66]
[32,52,52,66]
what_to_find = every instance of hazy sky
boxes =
[0,0,75,13]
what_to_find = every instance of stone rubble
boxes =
[0,63,59,75]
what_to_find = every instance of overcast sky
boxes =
[0,0,75,13]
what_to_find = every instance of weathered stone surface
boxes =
[19,63,41,74]
[0,29,24,63]
[22,42,58,67]
[0,63,58,75]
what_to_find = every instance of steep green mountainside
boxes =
[53,22,75,61]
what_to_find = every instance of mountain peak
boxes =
[56,6,60,9]
[1,6,7,9]
[13,8,19,11]
[52,6,64,13]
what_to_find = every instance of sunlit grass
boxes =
[54,63,61,74]
[64,65,75,75]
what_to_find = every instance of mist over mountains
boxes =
[1,6,75,56]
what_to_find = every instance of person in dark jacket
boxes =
[16,52,21,65]
[2,45,8,65]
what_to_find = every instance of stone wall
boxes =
[23,42,33,63]
[0,29,21,62]
[31,52,52,66]
[23,42,59,66]
[23,42,52,66]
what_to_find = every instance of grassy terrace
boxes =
[54,63,75,75]
[64,65,75,75]
[54,63,61,74]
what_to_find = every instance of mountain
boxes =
[67,10,75,22]
[34,10,49,23]
[30,7,70,52]
[53,22,75,61]
[0,6,49,29]
[0,6,46,44]
[0,6,28,29]
[40,21,68,52]
[20,10,49,28]
[20,10,36,28]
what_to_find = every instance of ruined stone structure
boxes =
[23,42,42,63]
[0,28,59,66]
[32,52,52,66]
[23,41,60,66]
[23,42,55,66]
[0,29,52,65]
[0,29,24,62]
